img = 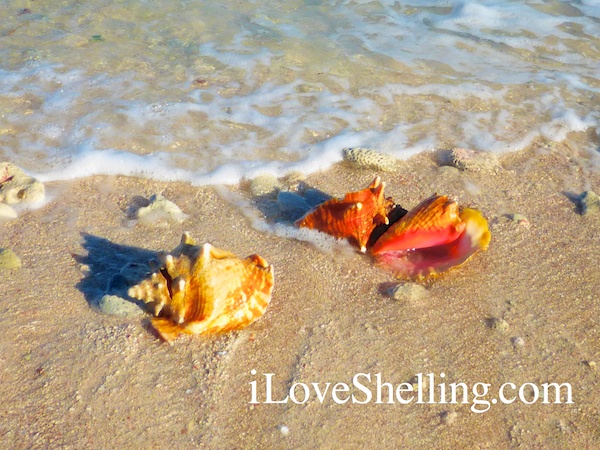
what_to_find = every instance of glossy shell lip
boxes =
[371,196,491,279]
[370,195,464,254]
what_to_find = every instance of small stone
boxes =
[488,318,509,332]
[508,213,530,228]
[276,191,311,221]
[577,191,599,215]
[440,411,457,425]
[279,425,290,436]
[343,147,398,172]
[447,148,500,173]
[556,419,570,433]
[0,162,45,205]
[511,336,525,348]
[250,174,280,197]
[97,294,145,318]
[386,283,428,303]
[0,248,22,269]
[281,171,307,192]
[583,360,597,370]
[134,194,187,224]
[0,203,17,220]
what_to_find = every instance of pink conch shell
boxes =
[295,176,393,252]
[128,233,274,344]
[370,195,490,278]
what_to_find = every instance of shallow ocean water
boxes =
[0,0,598,184]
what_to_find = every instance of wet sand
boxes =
[1,137,600,449]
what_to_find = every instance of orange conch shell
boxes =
[371,195,490,278]
[295,176,392,252]
[128,233,274,344]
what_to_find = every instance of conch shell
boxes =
[370,195,490,278]
[295,176,392,252]
[128,233,274,344]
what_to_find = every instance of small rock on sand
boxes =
[511,336,525,348]
[0,203,17,220]
[583,360,597,370]
[488,318,509,332]
[386,283,428,304]
[250,174,280,197]
[0,162,45,205]
[0,248,22,269]
[446,148,500,173]
[577,190,599,215]
[343,147,398,172]
[440,411,458,425]
[97,294,145,318]
[281,171,307,192]
[508,213,530,227]
[134,194,187,224]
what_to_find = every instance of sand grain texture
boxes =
[1,140,599,449]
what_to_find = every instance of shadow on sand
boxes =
[74,234,156,311]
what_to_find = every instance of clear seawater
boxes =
[1,0,599,184]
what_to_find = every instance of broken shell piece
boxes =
[0,162,45,205]
[0,203,17,220]
[250,174,280,197]
[133,194,187,224]
[371,195,490,279]
[295,177,393,252]
[128,233,274,344]
[0,248,22,269]
[447,148,500,173]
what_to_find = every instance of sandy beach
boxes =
[1,136,599,448]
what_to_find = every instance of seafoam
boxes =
[0,0,598,185]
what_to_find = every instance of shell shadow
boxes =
[74,233,156,310]
[250,182,332,223]
[562,190,583,214]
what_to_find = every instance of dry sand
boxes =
[1,136,600,449]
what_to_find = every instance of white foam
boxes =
[214,186,355,256]
[1,0,598,186]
